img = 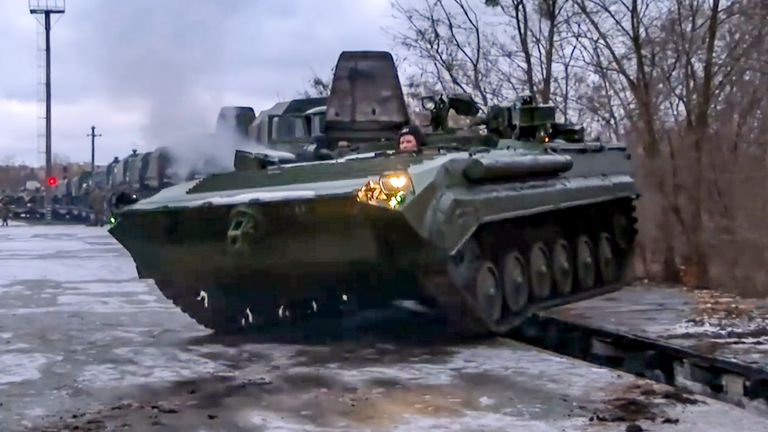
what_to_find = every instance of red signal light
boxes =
[47,176,58,186]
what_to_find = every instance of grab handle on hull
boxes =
[463,154,573,182]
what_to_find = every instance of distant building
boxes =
[24,180,41,191]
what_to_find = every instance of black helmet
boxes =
[398,125,426,147]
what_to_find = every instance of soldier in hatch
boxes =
[398,125,426,153]
[89,186,107,227]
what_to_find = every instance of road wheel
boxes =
[575,235,596,290]
[501,250,528,313]
[529,242,552,300]
[475,260,503,325]
[551,239,574,295]
[597,232,617,284]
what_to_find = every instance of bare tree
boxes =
[390,0,584,124]
[389,0,505,106]
[573,0,768,291]
[301,68,334,98]
[389,0,768,293]
[485,0,571,105]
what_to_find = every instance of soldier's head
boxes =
[398,125,425,153]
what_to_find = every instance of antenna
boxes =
[29,0,65,223]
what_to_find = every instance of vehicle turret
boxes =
[418,92,585,147]
[482,95,587,144]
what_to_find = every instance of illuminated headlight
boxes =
[379,173,411,194]
[108,215,117,225]
[357,171,414,209]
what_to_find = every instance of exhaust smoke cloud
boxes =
[85,1,271,181]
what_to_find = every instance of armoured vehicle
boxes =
[109,51,638,336]
[249,98,326,147]
[54,107,259,224]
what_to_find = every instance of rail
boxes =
[511,314,768,415]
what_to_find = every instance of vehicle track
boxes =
[420,197,638,335]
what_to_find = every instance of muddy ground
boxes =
[0,223,765,431]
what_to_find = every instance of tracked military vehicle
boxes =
[108,51,638,336]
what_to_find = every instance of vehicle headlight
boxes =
[357,170,414,209]
[379,173,411,194]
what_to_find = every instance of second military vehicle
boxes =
[108,50,638,336]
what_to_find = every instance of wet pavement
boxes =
[546,282,768,372]
[1,222,767,431]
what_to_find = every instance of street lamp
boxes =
[29,0,66,222]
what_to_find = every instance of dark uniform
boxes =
[89,188,107,227]
[0,202,10,226]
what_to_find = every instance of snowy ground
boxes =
[0,221,765,432]
[547,282,768,370]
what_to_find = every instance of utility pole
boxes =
[29,0,65,223]
[87,125,101,175]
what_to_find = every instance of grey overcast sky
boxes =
[0,0,396,166]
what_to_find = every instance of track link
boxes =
[155,279,250,333]
[154,276,354,334]
[420,197,638,336]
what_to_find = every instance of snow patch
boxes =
[5,293,171,314]
[478,396,495,407]
[243,410,341,432]
[0,258,138,283]
[77,347,228,387]
[172,190,318,208]
[0,285,25,294]
[2,343,33,351]
[238,408,585,432]
[0,353,61,385]
[392,411,583,432]
[281,343,620,400]
[666,317,768,339]
[60,281,151,294]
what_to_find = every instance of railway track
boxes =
[509,284,768,417]
[512,314,768,415]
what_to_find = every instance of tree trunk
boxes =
[687,135,708,289]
